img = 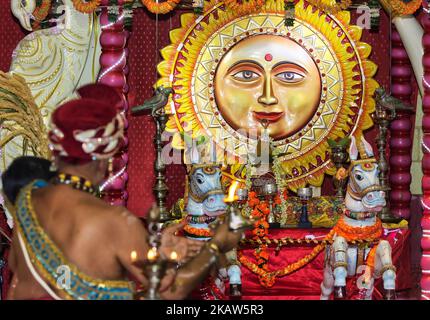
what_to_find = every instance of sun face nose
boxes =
[258,76,278,106]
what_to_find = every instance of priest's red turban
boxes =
[48,84,124,164]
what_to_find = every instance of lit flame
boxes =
[224,180,239,203]
[147,247,158,261]
[170,251,178,261]
[130,250,138,262]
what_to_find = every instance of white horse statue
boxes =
[183,142,242,297]
[2,0,101,170]
[320,135,396,300]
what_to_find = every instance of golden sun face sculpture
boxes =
[215,34,321,140]
[157,0,378,191]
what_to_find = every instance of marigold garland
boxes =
[390,0,422,15]
[240,214,383,287]
[33,0,52,22]
[238,229,336,288]
[224,0,265,12]
[333,216,383,241]
[72,0,101,13]
[183,223,214,237]
[141,0,181,14]
[307,0,351,14]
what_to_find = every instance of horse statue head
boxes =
[11,0,36,31]
[183,139,226,240]
[187,165,227,217]
[345,135,386,213]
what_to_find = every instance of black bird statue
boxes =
[131,86,173,116]
[374,87,412,112]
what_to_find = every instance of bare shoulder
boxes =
[86,201,144,232]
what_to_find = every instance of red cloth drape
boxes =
[238,228,411,300]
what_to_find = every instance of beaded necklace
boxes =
[185,215,217,224]
[52,173,98,197]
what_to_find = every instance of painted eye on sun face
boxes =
[275,71,304,83]
[232,70,260,81]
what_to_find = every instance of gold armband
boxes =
[333,262,348,269]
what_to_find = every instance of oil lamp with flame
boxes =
[224,180,253,231]
[132,206,179,300]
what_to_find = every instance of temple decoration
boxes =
[421,7,430,301]
[97,1,130,206]
[320,135,396,300]
[72,0,102,13]
[179,142,245,297]
[328,137,350,200]
[284,0,295,27]
[157,0,379,192]
[368,0,381,32]
[132,87,173,220]
[141,0,182,14]
[30,0,52,30]
[379,0,422,16]
[389,28,415,220]
[306,0,351,14]
[0,71,50,163]
[2,0,101,172]
[375,88,414,222]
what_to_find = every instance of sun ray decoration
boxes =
[156,0,379,192]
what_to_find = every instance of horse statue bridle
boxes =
[187,164,226,203]
[347,158,385,201]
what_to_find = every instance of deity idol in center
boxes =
[214,34,322,140]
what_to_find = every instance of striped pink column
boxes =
[421,4,430,300]
[390,26,414,220]
[97,1,129,206]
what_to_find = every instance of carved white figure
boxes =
[2,0,101,170]
[320,136,396,300]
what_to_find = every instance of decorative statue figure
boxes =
[183,143,242,297]
[320,135,396,300]
[131,86,173,116]
[2,0,101,170]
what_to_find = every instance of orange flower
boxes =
[183,224,213,237]
[333,216,382,241]
[336,167,348,180]
[225,0,265,13]
[72,0,101,13]
[141,0,181,15]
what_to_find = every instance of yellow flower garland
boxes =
[224,0,265,12]
[141,0,181,14]
[307,0,351,14]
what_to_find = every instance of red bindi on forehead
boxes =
[264,54,273,62]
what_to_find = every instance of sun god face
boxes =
[214,34,322,140]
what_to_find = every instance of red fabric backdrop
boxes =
[239,228,411,300]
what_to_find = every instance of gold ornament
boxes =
[157,0,379,192]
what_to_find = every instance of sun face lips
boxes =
[252,111,284,123]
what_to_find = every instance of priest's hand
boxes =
[211,215,243,253]
[160,221,204,263]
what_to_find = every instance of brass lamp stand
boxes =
[374,88,404,223]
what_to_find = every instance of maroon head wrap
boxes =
[48,84,124,164]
